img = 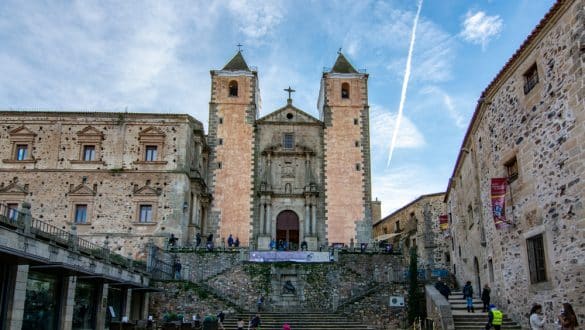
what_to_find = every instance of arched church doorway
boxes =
[276,210,299,250]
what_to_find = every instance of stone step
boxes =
[223,312,373,330]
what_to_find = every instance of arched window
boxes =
[228,80,238,97]
[341,82,350,99]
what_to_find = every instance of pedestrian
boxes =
[558,302,578,329]
[485,304,503,330]
[206,233,214,251]
[217,310,225,329]
[168,233,177,249]
[228,234,234,247]
[250,314,261,330]
[174,261,182,280]
[257,295,264,311]
[463,280,475,313]
[195,233,202,248]
[434,277,451,300]
[529,303,546,329]
[236,317,245,330]
[301,240,308,251]
[270,238,276,250]
[282,322,291,330]
[481,284,491,312]
[235,237,240,248]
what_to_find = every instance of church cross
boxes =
[284,86,296,100]
[237,43,243,51]
[338,47,342,54]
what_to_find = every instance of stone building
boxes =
[0,112,210,257]
[207,51,374,249]
[373,193,450,271]
[446,0,584,326]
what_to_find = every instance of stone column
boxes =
[95,283,109,330]
[142,293,150,320]
[266,204,272,237]
[59,276,77,330]
[124,288,132,321]
[305,204,310,236]
[259,202,265,235]
[311,203,317,236]
[7,265,29,330]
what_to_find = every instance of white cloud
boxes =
[228,0,284,43]
[372,165,445,216]
[460,11,503,50]
[419,86,468,129]
[370,105,425,156]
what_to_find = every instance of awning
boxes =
[374,233,401,241]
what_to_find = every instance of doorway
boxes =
[276,210,299,250]
[474,257,481,298]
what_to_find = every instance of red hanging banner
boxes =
[491,178,508,229]
[439,215,449,231]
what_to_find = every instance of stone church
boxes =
[0,51,374,254]
[208,51,374,250]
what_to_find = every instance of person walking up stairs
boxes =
[448,289,522,329]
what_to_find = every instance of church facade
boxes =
[207,52,374,249]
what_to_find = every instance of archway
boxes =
[276,210,299,250]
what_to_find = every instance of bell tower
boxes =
[318,52,372,245]
[208,51,259,245]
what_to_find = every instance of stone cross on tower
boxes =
[237,43,243,51]
[284,86,295,104]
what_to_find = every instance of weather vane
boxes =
[284,86,296,100]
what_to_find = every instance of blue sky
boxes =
[0,0,556,216]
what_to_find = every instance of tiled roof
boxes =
[222,51,250,71]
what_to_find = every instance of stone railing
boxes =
[425,284,455,330]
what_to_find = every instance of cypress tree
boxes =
[407,246,426,324]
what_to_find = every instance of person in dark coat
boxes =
[481,284,491,312]
[227,234,234,247]
[435,277,451,300]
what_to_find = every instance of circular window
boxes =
[286,113,293,120]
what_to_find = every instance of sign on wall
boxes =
[491,178,508,229]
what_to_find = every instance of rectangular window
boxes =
[83,145,96,161]
[355,163,361,171]
[145,146,158,161]
[16,144,28,160]
[217,162,222,169]
[354,118,359,125]
[218,118,223,124]
[283,133,294,149]
[218,138,223,145]
[523,64,539,94]
[139,205,153,223]
[74,204,88,224]
[505,156,519,182]
[7,203,19,222]
[527,234,547,283]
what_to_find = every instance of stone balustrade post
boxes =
[20,202,32,235]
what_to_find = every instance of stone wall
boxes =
[373,193,450,271]
[447,1,585,327]
[149,252,407,328]
[0,112,209,258]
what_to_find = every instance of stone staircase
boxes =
[449,291,521,329]
[222,312,374,330]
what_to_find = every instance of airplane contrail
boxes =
[387,0,423,167]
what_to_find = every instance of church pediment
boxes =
[0,182,29,195]
[69,184,96,196]
[257,104,321,125]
